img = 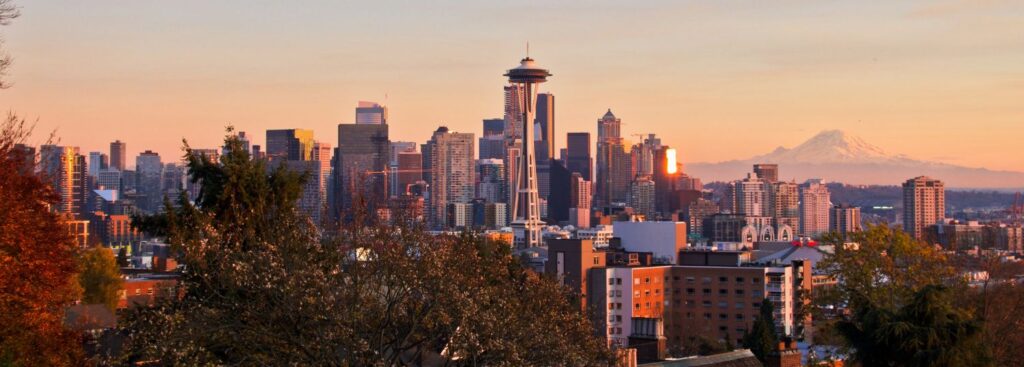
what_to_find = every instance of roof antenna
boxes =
[526,41,530,58]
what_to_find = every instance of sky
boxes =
[2,0,1023,171]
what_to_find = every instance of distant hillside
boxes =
[705,182,1018,212]
[688,130,1024,189]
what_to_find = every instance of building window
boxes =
[616,315,623,322]
[736,314,744,320]
[703,313,712,320]
[686,277,695,283]
[702,301,711,307]
[617,303,622,310]
[635,278,640,285]
[686,288,695,295]
[753,302,761,308]
[645,277,651,284]
[616,278,622,285]
[719,289,728,295]
[735,289,745,296]
[609,278,615,285]
[608,303,614,310]
[686,312,694,319]
[645,302,651,309]
[718,302,728,308]
[594,256,600,265]
[736,302,744,309]
[719,326,728,331]
[753,277,761,284]
[634,291,640,298]
[719,313,728,320]
[736,277,745,283]
[644,290,651,297]
[703,288,711,295]
[635,303,641,310]
[719,276,728,282]
[702,277,711,284]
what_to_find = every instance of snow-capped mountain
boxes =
[687,130,1024,188]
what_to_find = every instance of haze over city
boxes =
[4,0,1023,173]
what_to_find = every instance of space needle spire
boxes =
[505,55,551,248]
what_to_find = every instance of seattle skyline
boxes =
[4,0,1023,172]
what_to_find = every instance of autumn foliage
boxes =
[0,114,85,365]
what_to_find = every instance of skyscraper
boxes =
[565,132,592,181]
[902,176,945,239]
[503,84,525,141]
[546,160,571,223]
[266,129,315,161]
[135,150,163,213]
[88,151,108,178]
[735,173,768,217]
[428,130,475,229]
[355,101,388,125]
[535,93,555,162]
[753,164,779,183]
[769,181,800,232]
[831,204,861,236]
[335,123,389,219]
[40,145,87,216]
[505,57,550,248]
[109,140,126,171]
[629,176,656,220]
[800,180,832,237]
[569,172,592,229]
[653,146,679,215]
[479,118,506,160]
[476,158,506,204]
[595,110,631,208]
[396,151,423,196]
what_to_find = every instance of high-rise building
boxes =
[902,176,945,239]
[355,101,388,125]
[40,145,87,216]
[769,181,800,231]
[595,110,631,208]
[547,160,572,223]
[566,132,592,181]
[236,131,251,154]
[653,146,678,215]
[135,150,163,213]
[687,198,719,238]
[266,129,315,161]
[161,163,185,203]
[311,141,333,221]
[503,85,525,142]
[569,172,593,228]
[505,57,550,248]
[335,124,389,219]
[428,130,475,229]
[799,180,831,237]
[285,160,328,224]
[831,204,861,236]
[396,151,423,196]
[629,176,656,220]
[535,93,555,162]
[388,142,417,197]
[735,173,768,217]
[97,169,122,192]
[109,140,127,171]
[476,158,506,204]
[88,152,108,178]
[753,164,779,183]
[479,118,506,160]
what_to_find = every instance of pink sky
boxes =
[2,1,1022,171]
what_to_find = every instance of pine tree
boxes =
[78,246,124,311]
[742,298,778,362]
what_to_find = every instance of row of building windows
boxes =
[612,275,767,286]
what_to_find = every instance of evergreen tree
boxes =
[742,298,778,362]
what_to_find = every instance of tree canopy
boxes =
[120,131,612,366]
[78,246,124,311]
[742,298,778,362]
[0,114,85,365]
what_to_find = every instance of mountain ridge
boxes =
[687,130,1024,188]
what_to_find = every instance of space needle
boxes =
[505,55,551,248]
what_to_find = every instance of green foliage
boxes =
[119,131,612,366]
[115,247,129,267]
[77,247,124,311]
[837,285,989,366]
[742,298,778,362]
[815,224,992,366]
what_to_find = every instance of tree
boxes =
[119,131,613,366]
[0,114,85,365]
[742,298,778,362]
[815,224,992,366]
[78,246,124,311]
[836,285,989,366]
[115,247,129,267]
[0,0,19,89]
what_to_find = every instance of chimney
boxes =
[766,337,802,367]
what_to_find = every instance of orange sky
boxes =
[2,1,1022,171]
